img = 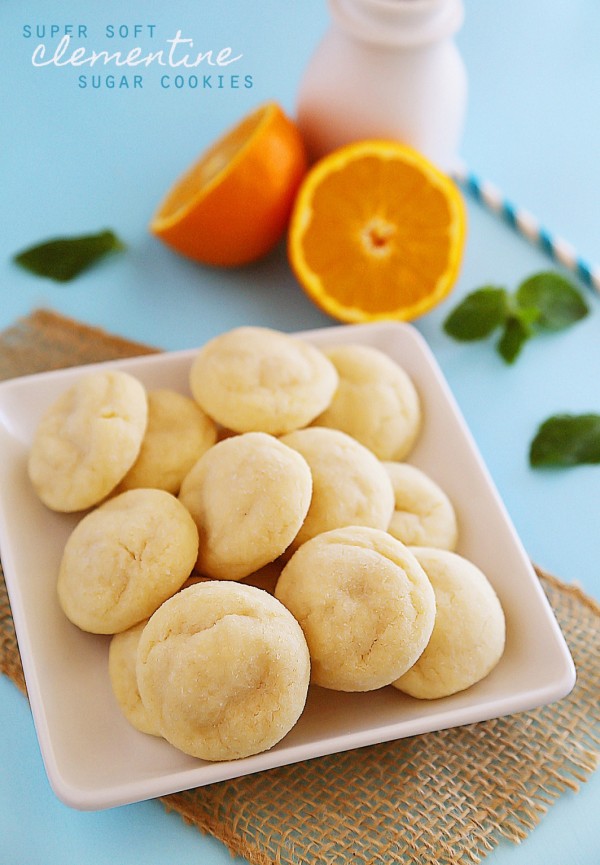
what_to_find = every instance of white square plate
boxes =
[0,322,575,810]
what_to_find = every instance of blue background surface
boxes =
[1,1,599,863]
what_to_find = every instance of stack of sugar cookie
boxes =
[27,325,505,764]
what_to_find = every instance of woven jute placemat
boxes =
[1,309,599,865]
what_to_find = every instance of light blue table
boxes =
[1,1,599,862]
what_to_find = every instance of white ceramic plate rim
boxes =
[0,321,575,810]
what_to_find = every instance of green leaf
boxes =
[516,271,588,330]
[497,313,532,363]
[511,304,540,328]
[443,286,509,341]
[13,229,126,282]
[530,413,600,467]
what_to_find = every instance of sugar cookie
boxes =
[279,427,395,549]
[179,432,312,580]
[136,581,311,761]
[116,388,217,495]
[275,526,436,692]
[57,488,199,634]
[393,548,506,699]
[108,620,162,737]
[313,343,421,460]
[384,462,458,550]
[28,369,148,512]
[188,326,338,435]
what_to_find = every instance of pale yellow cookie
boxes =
[280,427,395,549]
[384,462,458,550]
[116,389,217,495]
[136,581,311,761]
[57,488,199,634]
[393,548,506,699]
[275,526,436,692]
[108,620,162,737]
[313,343,421,460]
[188,326,338,435]
[28,369,148,512]
[179,432,312,580]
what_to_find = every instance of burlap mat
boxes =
[1,309,599,865]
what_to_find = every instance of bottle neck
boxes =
[328,0,464,47]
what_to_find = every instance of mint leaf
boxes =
[444,270,589,365]
[516,271,588,330]
[530,413,600,467]
[497,314,531,363]
[443,286,509,341]
[512,304,540,328]
[496,305,540,363]
[13,229,126,282]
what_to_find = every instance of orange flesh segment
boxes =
[154,108,267,226]
[300,155,459,315]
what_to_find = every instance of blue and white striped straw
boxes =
[452,160,600,295]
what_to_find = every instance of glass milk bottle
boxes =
[296,0,467,171]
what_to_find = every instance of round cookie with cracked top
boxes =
[57,488,199,634]
[313,343,421,460]
[384,461,458,550]
[275,526,436,692]
[28,369,148,512]
[280,426,395,550]
[116,388,217,495]
[188,326,338,435]
[393,548,506,700]
[136,581,311,761]
[108,619,162,737]
[178,431,312,580]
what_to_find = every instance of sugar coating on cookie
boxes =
[108,620,162,737]
[279,427,395,549]
[117,389,217,495]
[384,462,458,550]
[188,326,339,435]
[28,369,148,512]
[179,432,312,580]
[136,581,311,761]
[275,526,436,692]
[313,343,421,461]
[393,548,506,699]
[57,488,199,634]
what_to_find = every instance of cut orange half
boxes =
[288,140,467,322]
[150,102,308,267]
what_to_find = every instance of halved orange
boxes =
[150,102,308,267]
[288,140,467,322]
